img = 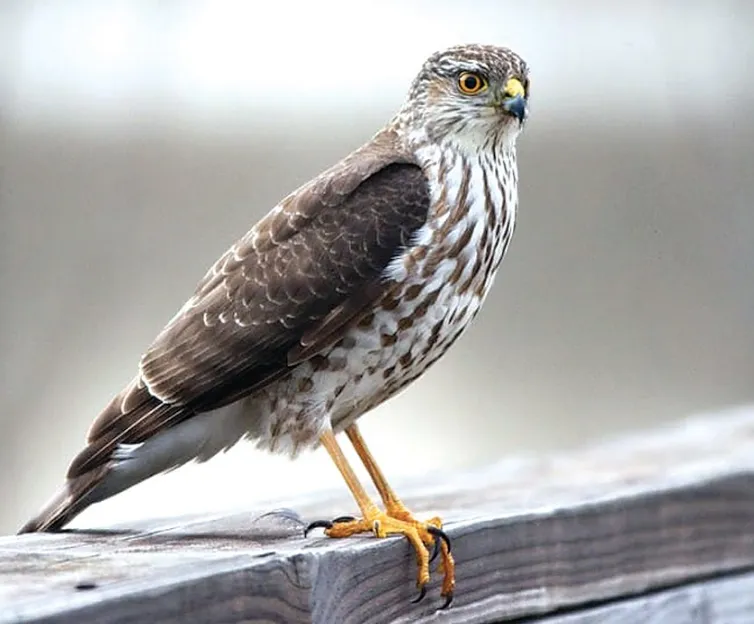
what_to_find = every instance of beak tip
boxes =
[503,95,527,123]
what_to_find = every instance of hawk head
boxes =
[401,44,530,151]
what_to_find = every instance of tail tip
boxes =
[17,486,74,534]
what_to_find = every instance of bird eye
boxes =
[457,72,488,95]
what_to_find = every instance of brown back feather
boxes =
[69,130,430,476]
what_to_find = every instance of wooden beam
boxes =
[532,571,754,623]
[3,406,754,623]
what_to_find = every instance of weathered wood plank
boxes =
[4,406,754,623]
[530,571,754,623]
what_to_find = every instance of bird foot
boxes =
[305,506,455,607]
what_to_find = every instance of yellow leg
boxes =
[313,429,450,602]
[346,424,424,519]
[318,428,380,518]
[345,424,456,603]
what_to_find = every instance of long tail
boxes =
[18,466,109,533]
[18,376,183,534]
[18,390,250,534]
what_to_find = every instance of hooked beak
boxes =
[500,78,528,123]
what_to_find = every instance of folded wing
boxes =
[70,131,431,477]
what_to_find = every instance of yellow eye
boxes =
[457,71,487,95]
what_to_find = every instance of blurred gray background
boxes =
[1,0,753,534]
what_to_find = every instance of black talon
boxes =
[440,592,454,610]
[411,586,427,604]
[332,515,356,524]
[427,525,452,554]
[429,536,441,564]
[304,520,333,537]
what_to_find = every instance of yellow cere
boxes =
[504,78,525,99]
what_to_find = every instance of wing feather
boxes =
[74,130,431,474]
[142,160,430,407]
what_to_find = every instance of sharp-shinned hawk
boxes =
[20,44,530,607]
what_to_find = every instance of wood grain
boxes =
[3,406,754,623]
[530,571,754,623]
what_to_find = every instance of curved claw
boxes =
[427,525,452,554]
[440,592,454,610]
[332,515,356,524]
[303,519,333,537]
[429,536,441,564]
[411,585,427,604]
